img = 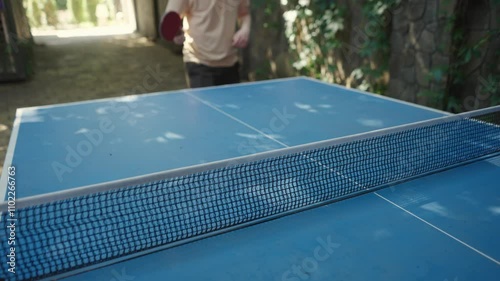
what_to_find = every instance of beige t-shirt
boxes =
[166,0,250,67]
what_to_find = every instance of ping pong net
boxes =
[1,106,499,280]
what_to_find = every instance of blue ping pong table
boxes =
[1,77,499,280]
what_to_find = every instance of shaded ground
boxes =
[0,32,187,176]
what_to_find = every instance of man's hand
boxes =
[232,27,249,48]
[173,32,185,45]
[233,8,251,48]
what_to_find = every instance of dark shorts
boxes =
[185,62,240,88]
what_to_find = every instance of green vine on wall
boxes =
[422,2,500,112]
[252,0,498,110]
[353,0,400,94]
[281,0,401,93]
[248,0,282,79]
[283,0,345,83]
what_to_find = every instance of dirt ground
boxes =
[0,32,187,176]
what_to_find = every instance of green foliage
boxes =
[421,7,499,112]
[355,0,400,93]
[418,89,445,108]
[256,0,281,31]
[70,0,87,24]
[254,0,497,111]
[419,66,448,109]
[23,0,59,28]
[30,0,43,27]
[450,30,492,84]
[55,0,67,10]
[280,0,401,93]
[86,0,99,26]
[479,74,500,106]
[44,0,59,27]
[283,0,345,83]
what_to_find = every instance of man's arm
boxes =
[233,0,251,48]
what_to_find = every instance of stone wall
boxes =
[241,2,292,80]
[135,0,499,111]
[450,0,500,111]
[242,0,369,84]
[387,0,453,106]
[334,0,368,85]
[386,0,500,111]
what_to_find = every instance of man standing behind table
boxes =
[165,0,251,88]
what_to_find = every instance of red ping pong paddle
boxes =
[160,11,182,41]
